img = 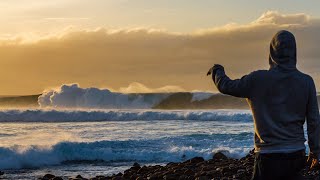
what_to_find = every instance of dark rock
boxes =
[137,166,148,174]
[52,177,63,180]
[200,166,212,172]
[184,164,196,170]
[115,172,122,177]
[237,169,246,173]
[173,169,183,174]
[184,169,194,175]
[130,166,140,171]
[163,174,180,180]
[166,162,176,166]
[162,170,173,176]
[0,171,3,176]
[148,173,160,180]
[91,176,109,180]
[212,152,228,160]
[133,162,140,168]
[178,175,189,180]
[40,150,320,180]
[122,172,131,179]
[206,170,220,177]
[111,177,123,180]
[129,174,138,179]
[42,174,55,180]
[69,175,89,180]
[189,157,205,163]
[135,177,144,180]
[195,176,210,180]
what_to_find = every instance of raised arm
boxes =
[209,64,254,98]
[306,77,320,158]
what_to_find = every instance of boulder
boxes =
[212,152,228,160]
[189,157,205,164]
[42,174,55,180]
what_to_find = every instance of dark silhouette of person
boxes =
[208,30,320,179]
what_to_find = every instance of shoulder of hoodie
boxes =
[297,71,315,84]
[245,70,269,79]
[296,71,317,90]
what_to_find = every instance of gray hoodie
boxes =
[212,30,320,154]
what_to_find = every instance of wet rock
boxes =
[42,174,55,180]
[90,176,108,180]
[184,169,194,175]
[177,175,188,180]
[212,152,228,160]
[163,174,180,180]
[138,166,150,174]
[52,177,63,180]
[111,177,124,180]
[41,149,320,180]
[195,176,210,180]
[133,162,140,167]
[115,172,122,177]
[189,157,205,163]
[69,174,89,180]
[135,177,144,180]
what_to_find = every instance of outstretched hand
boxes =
[207,64,224,76]
[307,152,320,170]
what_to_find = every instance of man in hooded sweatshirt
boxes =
[208,30,320,179]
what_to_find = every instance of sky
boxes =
[0,0,320,95]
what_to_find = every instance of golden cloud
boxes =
[0,11,320,95]
[118,82,186,93]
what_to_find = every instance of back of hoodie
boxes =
[213,30,320,154]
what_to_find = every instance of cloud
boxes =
[118,82,185,93]
[1,11,320,94]
[252,11,310,25]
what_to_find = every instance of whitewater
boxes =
[0,108,256,179]
[0,84,308,179]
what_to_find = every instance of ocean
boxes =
[0,84,311,179]
[0,109,254,179]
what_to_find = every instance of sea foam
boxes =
[38,84,169,109]
[0,109,252,122]
[37,84,215,109]
[0,135,253,169]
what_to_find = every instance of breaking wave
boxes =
[0,133,253,169]
[37,84,220,109]
[38,84,170,109]
[0,109,252,122]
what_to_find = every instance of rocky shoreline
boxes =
[36,150,319,180]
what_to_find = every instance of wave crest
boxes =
[0,109,252,122]
[38,84,170,109]
[0,136,252,169]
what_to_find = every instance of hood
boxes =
[269,30,297,71]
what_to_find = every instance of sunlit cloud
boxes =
[0,11,320,94]
[118,82,186,93]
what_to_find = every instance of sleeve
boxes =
[306,77,320,155]
[212,68,254,98]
